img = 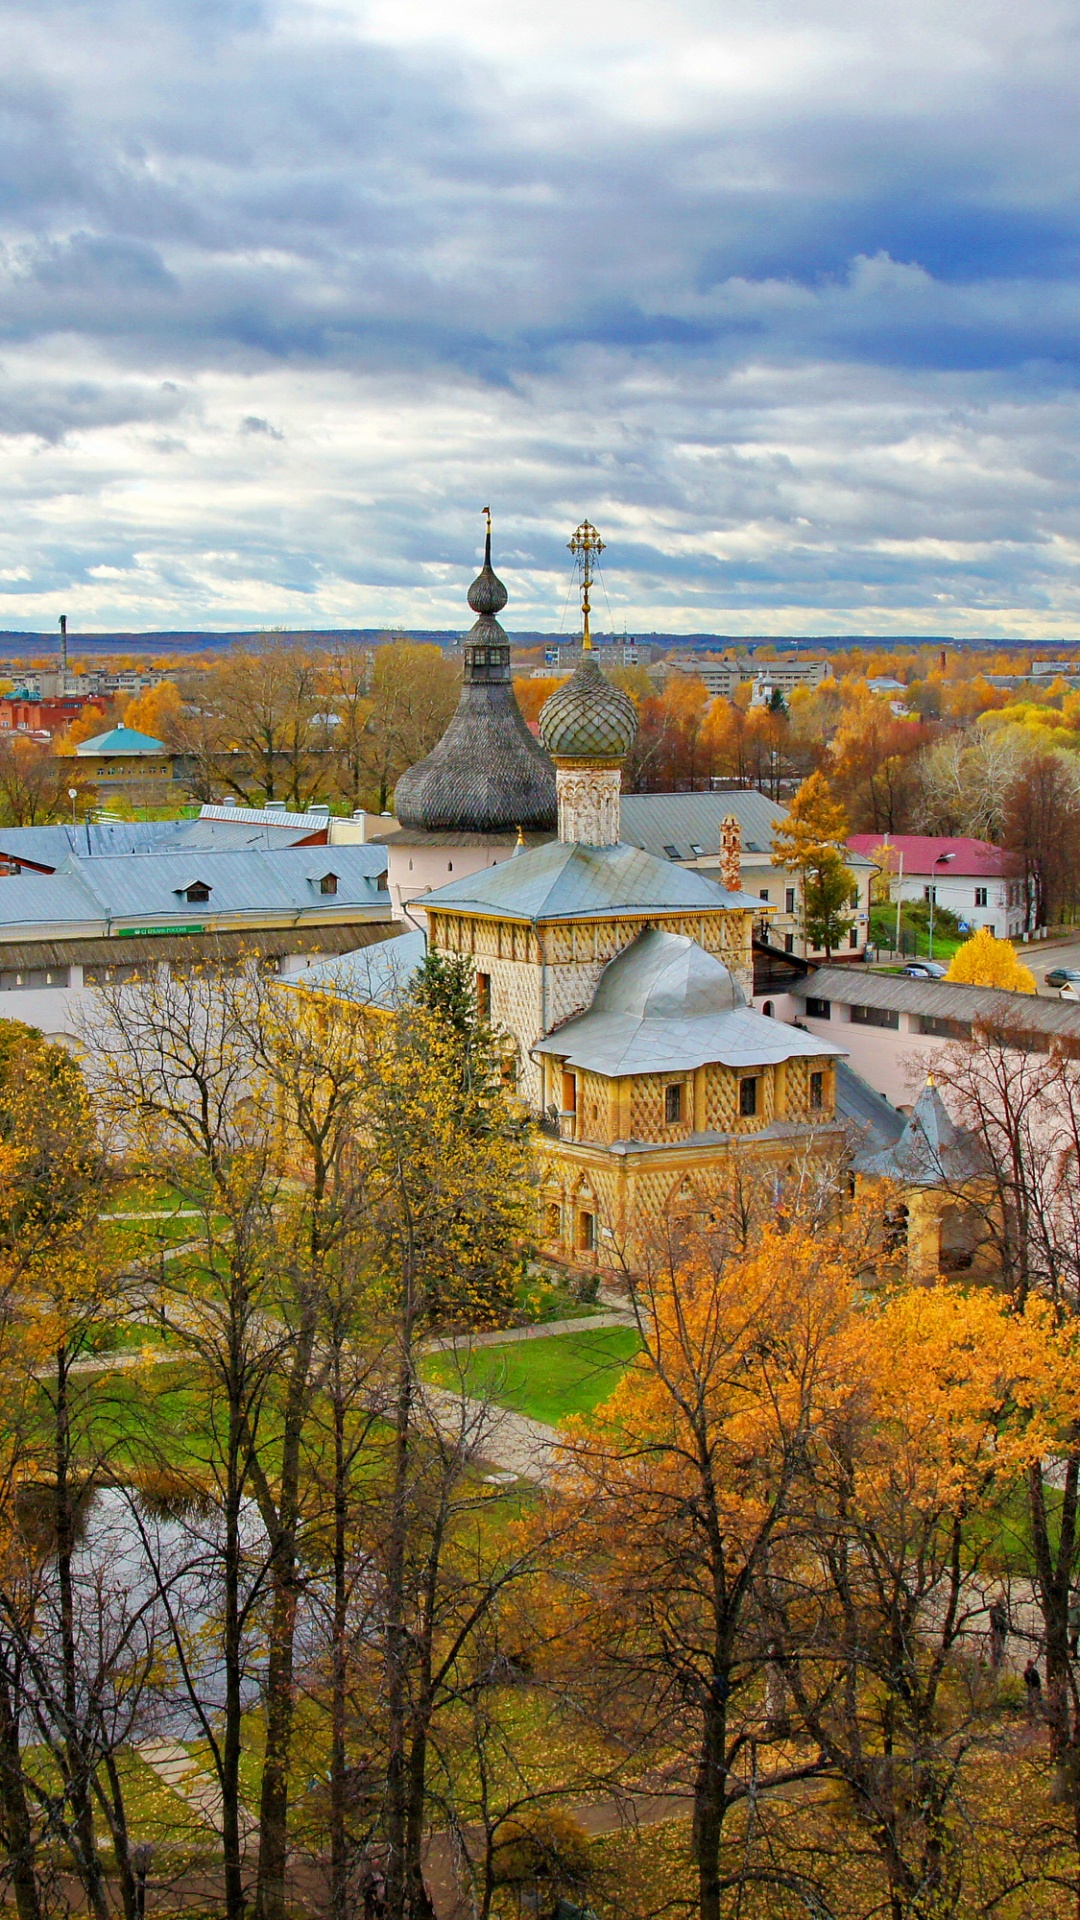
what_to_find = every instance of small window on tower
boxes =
[739,1076,758,1118]
[664,1083,683,1123]
[476,972,491,1021]
[577,1210,596,1252]
[810,1071,824,1110]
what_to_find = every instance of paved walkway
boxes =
[136,1738,258,1847]
[426,1307,632,1353]
[421,1385,562,1485]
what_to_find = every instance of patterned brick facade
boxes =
[427,893,837,1273]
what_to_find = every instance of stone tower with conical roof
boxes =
[394,522,556,834]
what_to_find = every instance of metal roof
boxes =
[0,845,390,935]
[75,726,167,755]
[197,803,334,832]
[0,815,365,865]
[858,1079,988,1185]
[422,838,762,923]
[288,929,425,1009]
[792,966,1080,1039]
[847,833,1013,877]
[0,923,387,969]
[834,1060,906,1153]
[619,790,788,859]
[533,929,845,1076]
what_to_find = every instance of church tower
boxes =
[534,518,636,845]
[394,513,556,835]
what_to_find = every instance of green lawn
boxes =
[422,1324,641,1426]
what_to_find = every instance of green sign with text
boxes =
[117,925,206,938]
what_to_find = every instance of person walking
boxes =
[1023,1659,1043,1725]
[988,1596,1008,1670]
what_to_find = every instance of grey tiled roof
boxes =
[792,966,1080,1039]
[421,838,763,922]
[394,545,556,834]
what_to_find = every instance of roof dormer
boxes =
[175,878,212,905]
[307,868,339,896]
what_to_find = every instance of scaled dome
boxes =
[538,654,638,762]
[394,530,556,835]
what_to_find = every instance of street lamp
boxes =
[928,851,954,959]
[67,787,78,826]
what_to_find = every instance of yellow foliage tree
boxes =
[945,925,1035,992]
[562,1223,855,1920]
[118,679,183,740]
[771,771,857,956]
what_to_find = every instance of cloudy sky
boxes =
[1,0,1079,637]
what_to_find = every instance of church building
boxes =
[407,526,847,1270]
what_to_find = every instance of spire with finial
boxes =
[568,519,605,651]
[393,511,556,834]
[468,506,509,618]
[538,519,637,847]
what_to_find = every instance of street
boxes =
[1021,934,1080,995]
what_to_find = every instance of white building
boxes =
[848,834,1026,940]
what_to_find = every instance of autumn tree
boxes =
[171,640,324,807]
[563,1223,854,1920]
[930,1029,1080,1828]
[828,695,928,833]
[771,771,856,957]
[946,926,1035,992]
[0,736,94,825]
[911,728,1023,840]
[783,1281,1067,1920]
[624,675,711,792]
[118,679,184,741]
[0,1022,151,1920]
[1004,749,1080,928]
[85,966,307,1920]
[363,642,460,814]
[513,675,564,726]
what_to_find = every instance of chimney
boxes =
[59,615,68,674]
[719,814,742,892]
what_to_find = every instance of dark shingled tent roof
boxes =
[394,531,556,834]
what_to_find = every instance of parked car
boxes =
[903,960,947,979]
[1046,967,1080,989]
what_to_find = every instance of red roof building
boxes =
[847,834,1026,939]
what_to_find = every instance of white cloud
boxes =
[0,0,1077,632]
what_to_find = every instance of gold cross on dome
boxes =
[568,520,605,650]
